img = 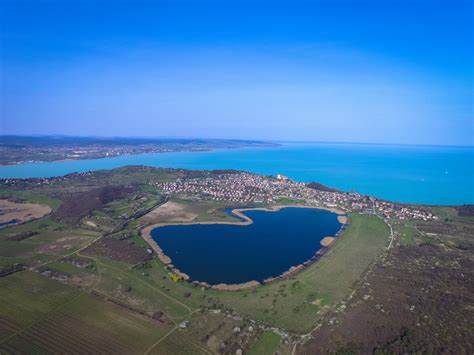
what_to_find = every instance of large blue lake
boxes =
[0,143,472,205]
[151,208,342,285]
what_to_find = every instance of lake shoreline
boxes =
[141,204,347,291]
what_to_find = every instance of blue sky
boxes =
[1,0,472,145]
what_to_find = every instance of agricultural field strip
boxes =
[6,313,135,354]
[1,202,199,346]
[90,288,163,318]
[87,255,214,354]
[0,262,102,346]
[1,250,196,354]
[0,270,186,355]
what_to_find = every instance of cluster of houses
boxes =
[0,168,437,222]
[156,172,438,221]
[0,171,95,188]
[1,144,188,165]
[157,173,279,203]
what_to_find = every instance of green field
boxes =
[0,271,172,354]
[0,217,99,268]
[0,189,62,210]
[275,197,305,205]
[92,256,192,322]
[249,331,282,355]
[392,220,418,245]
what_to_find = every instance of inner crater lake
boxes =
[151,207,343,285]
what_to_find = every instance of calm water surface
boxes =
[151,208,342,285]
[1,143,472,205]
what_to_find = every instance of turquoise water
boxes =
[1,143,472,205]
[152,207,342,285]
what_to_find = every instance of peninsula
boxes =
[0,135,279,165]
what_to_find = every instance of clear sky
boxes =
[1,0,472,146]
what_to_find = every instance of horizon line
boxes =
[1,134,472,149]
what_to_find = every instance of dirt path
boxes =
[382,217,394,249]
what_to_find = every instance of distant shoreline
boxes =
[0,149,213,166]
[141,204,347,291]
[0,147,278,167]
[0,136,279,166]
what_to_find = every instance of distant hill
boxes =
[455,204,474,216]
[0,135,278,148]
[306,182,340,193]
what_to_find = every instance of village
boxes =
[155,172,438,221]
[0,168,438,222]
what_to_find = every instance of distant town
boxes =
[0,135,278,165]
